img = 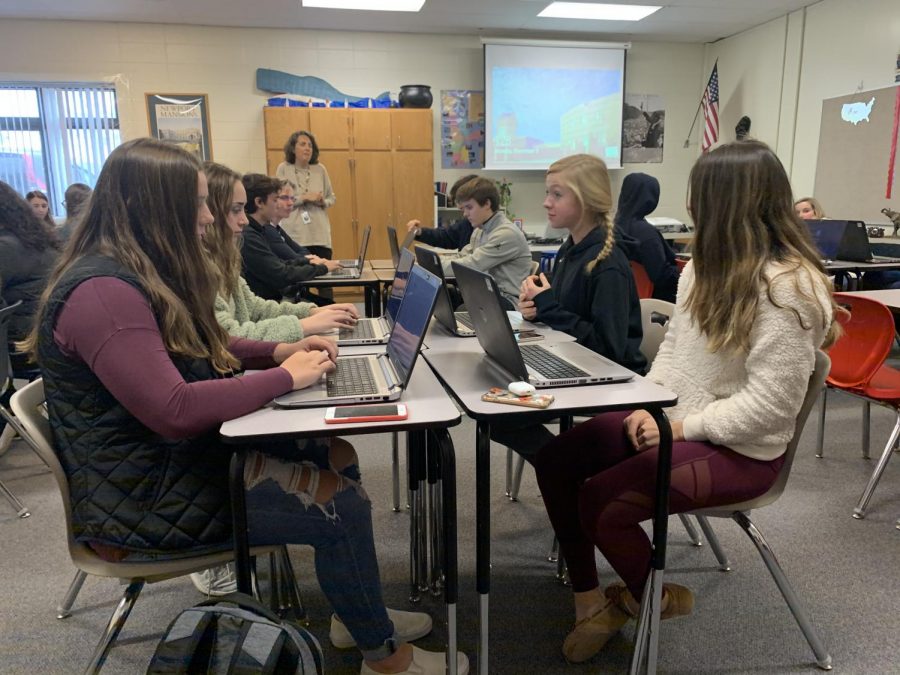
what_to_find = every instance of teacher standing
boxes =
[276,130,335,260]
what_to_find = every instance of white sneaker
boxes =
[330,608,433,648]
[189,563,237,597]
[359,645,470,675]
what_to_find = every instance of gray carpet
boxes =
[2,387,900,674]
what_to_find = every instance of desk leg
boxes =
[229,449,253,595]
[629,408,672,675]
[475,420,491,675]
[430,428,459,675]
[407,430,428,603]
[391,432,402,512]
[364,283,380,318]
[426,432,443,597]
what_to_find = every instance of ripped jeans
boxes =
[243,440,396,662]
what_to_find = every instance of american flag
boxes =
[701,63,719,153]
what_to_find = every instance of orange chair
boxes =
[675,257,689,273]
[629,261,654,299]
[817,293,900,519]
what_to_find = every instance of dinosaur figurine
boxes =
[882,208,900,237]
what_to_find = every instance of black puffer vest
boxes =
[38,255,232,555]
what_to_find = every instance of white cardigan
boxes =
[647,260,832,461]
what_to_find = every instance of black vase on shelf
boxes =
[399,85,433,109]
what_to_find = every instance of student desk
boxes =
[421,341,678,674]
[369,258,395,270]
[220,364,464,673]
[299,267,382,317]
[843,288,900,310]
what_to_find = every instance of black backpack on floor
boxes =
[147,593,324,674]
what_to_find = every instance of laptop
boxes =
[414,245,476,337]
[274,263,441,408]
[451,262,635,388]
[834,219,900,263]
[327,225,371,278]
[805,220,844,262]
[337,248,415,345]
[387,225,418,268]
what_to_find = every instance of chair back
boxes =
[0,300,24,393]
[675,257,688,273]
[639,298,675,364]
[529,259,540,276]
[827,293,894,388]
[629,261,654,299]
[694,351,831,516]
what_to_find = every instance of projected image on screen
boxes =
[484,43,626,171]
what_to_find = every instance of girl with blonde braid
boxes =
[491,154,646,466]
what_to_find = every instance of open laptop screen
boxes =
[385,264,440,386]
[384,248,415,327]
[804,220,844,261]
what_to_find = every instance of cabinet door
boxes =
[352,111,392,150]
[391,110,433,150]
[317,150,355,261]
[310,109,351,150]
[264,108,309,150]
[393,151,434,228]
[266,149,284,175]
[353,151,394,261]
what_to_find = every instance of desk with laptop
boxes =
[807,219,900,269]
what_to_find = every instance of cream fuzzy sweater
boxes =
[647,260,832,461]
[215,277,315,342]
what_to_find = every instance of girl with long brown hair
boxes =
[26,189,55,228]
[534,140,840,664]
[27,138,461,675]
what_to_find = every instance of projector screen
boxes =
[484,42,626,171]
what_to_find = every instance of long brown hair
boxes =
[546,154,615,273]
[26,189,56,228]
[25,138,239,373]
[686,140,841,353]
[202,161,243,299]
[1,182,60,251]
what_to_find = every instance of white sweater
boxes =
[647,260,832,461]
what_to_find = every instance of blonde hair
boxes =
[202,161,243,299]
[687,141,841,354]
[546,154,614,272]
[794,196,826,219]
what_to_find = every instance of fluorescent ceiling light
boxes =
[302,0,426,10]
[538,2,661,21]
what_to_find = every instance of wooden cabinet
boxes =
[263,107,434,264]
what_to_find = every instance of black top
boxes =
[533,227,647,374]
[240,219,326,301]
[0,231,59,341]
[265,223,312,261]
[614,172,679,303]
[416,217,473,251]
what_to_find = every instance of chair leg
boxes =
[696,515,731,571]
[83,580,144,675]
[0,477,29,518]
[862,401,871,460]
[548,535,559,563]
[679,514,703,546]
[509,453,525,502]
[271,546,307,625]
[732,512,832,670]
[556,555,570,586]
[853,409,900,519]
[815,388,827,458]
[57,570,88,619]
[505,448,513,497]
[0,421,16,456]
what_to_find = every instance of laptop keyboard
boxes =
[339,321,375,340]
[326,357,379,397]
[520,344,590,380]
[456,312,474,329]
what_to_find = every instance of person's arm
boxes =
[417,218,472,250]
[215,292,305,342]
[439,226,520,276]
[532,266,636,363]
[276,225,311,257]
[55,278,293,440]
[241,228,328,294]
[680,271,830,446]
[319,165,336,208]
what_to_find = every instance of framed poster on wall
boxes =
[145,93,212,161]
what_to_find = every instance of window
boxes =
[0,83,120,216]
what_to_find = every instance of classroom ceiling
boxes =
[0,0,818,43]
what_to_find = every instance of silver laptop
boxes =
[414,245,476,337]
[274,263,440,408]
[327,225,371,278]
[387,225,418,268]
[452,262,635,388]
[337,248,415,346]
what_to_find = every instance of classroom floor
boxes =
[2,384,900,674]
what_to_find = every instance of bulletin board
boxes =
[814,83,900,221]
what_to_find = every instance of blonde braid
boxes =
[585,213,615,273]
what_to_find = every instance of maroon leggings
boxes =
[535,411,783,599]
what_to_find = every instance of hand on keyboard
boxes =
[279,349,336,390]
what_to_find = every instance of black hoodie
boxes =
[614,172,679,303]
[532,226,646,374]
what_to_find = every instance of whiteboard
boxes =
[814,83,900,223]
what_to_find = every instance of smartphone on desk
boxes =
[324,403,408,424]
[515,330,544,343]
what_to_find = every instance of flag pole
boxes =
[683,59,718,148]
